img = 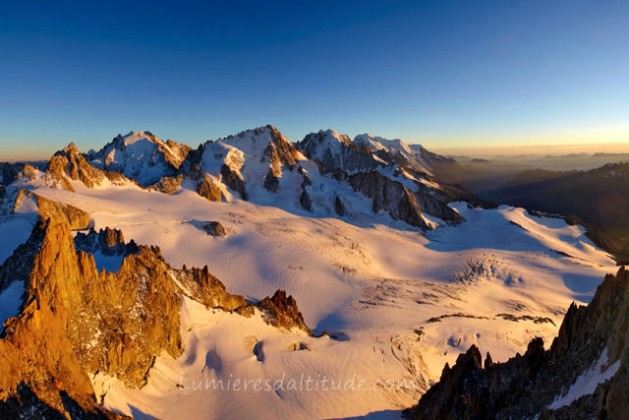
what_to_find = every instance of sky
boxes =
[1,0,628,160]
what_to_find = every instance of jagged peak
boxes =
[215,124,292,147]
[60,142,81,155]
[297,129,353,163]
[306,128,352,144]
[113,130,160,147]
[353,133,412,154]
[102,130,189,156]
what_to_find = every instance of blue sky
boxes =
[1,0,628,160]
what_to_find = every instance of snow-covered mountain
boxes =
[0,125,619,419]
[38,125,473,228]
[88,130,191,186]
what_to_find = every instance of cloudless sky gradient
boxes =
[1,0,628,160]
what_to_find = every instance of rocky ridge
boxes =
[297,129,466,225]
[87,131,190,187]
[0,197,311,417]
[34,125,474,230]
[46,143,129,191]
[411,267,629,419]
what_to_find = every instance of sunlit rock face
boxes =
[0,195,313,417]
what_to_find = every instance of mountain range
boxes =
[0,126,625,419]
[476,163,629,263]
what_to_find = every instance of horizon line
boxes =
[3,136,629,163]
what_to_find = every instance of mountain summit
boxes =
[36,125,473,229]
[0,125,617,419]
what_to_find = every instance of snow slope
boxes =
[549,347,621,410]
[28,178,615,419]
[0,281,24,329]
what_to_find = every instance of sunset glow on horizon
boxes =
[1,1,628,160]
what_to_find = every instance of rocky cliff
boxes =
[45,143,128,191]
[0,216,184,416]
[258,290,311,334]
[298,129,381,177]
[348,171,431,229]
[298,129,466,225]
[411,267,629,419]
[0,197,312,417]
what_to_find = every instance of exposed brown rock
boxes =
[101,226,125,248]
[196,174,224,202]
[0,216,184,415]
[175,265,246,311]
[161,138,191,170]
[22,164,38,181]
[0,383,128,419]
[45,143,133,191]
[149,174,184,194]
[11,190,91,230]
[258,290,311,334]
[202,221,227,237]
[74,227,136,257]
[0,216,47,292]
[264,125,301,168]
[104,171,128,184]
[259,126,301,192]
[35,193,91,230]
[46,154,76,191]
[46,143,109,190]
[0,195,311,417]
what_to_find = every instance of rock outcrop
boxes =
[174,265,246,311]
[196,173,225,202]
[148,174,184,195]
[45,143,112,191]
[264,169,280,192]
[298,130,467,224]
[411,267,629,419]
[0,216,184,415]
[202,221,227,237]
[32,192,92,230]
[0,196,312,417]
[262,125,301,169]
[74,227,138,257]
[0,216,47,292]
[220,163,248,200]
[348,172,431,229]
[258,290,311,334]
[299,188,313,212]
[0,162,22,187]
[0,190,91,292]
